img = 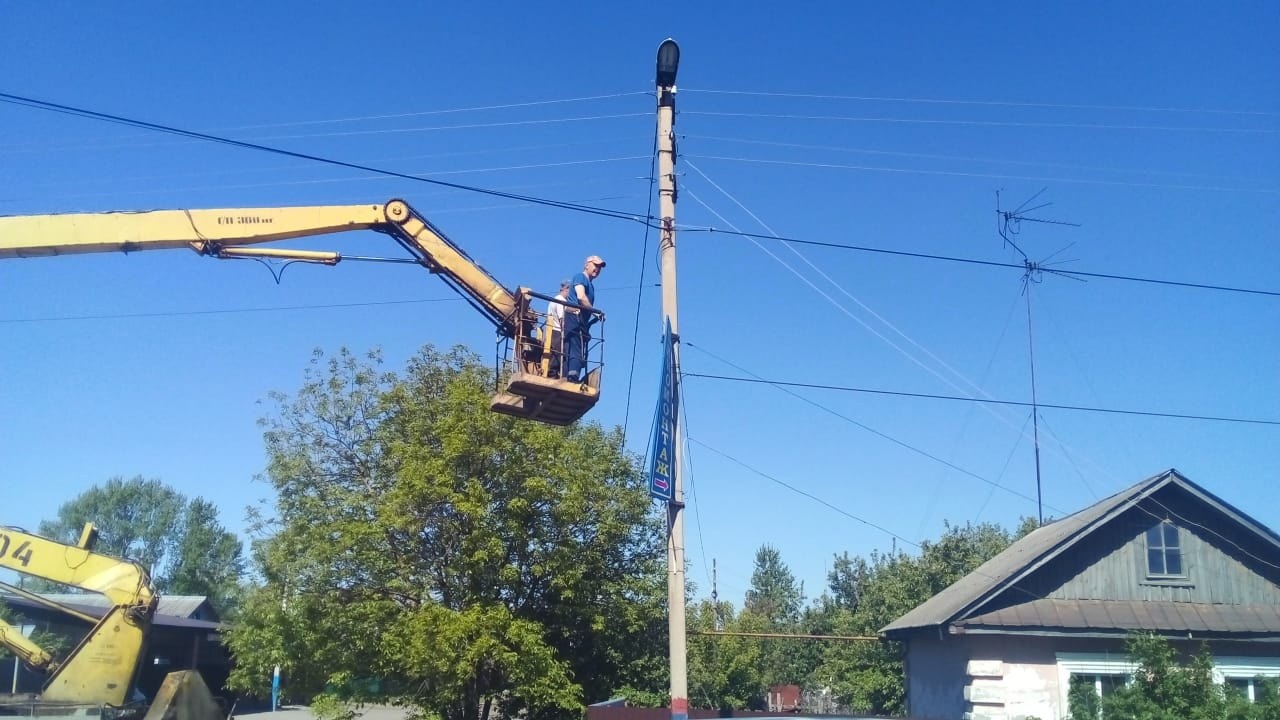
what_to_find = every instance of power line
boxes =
[682,133,1259,184]
[621,130,660,444]
[689,438,928,551]
[681,89,1280,118]
[681,344,1043,508]
[0,92,654,226]
[691,630,879,642]
[0,94,651,152]
[3,92,1269,301]
[682,372,1280,427]
[0,285,653,324]
[683,110,1280,135]
[682,154,1278,194]
[676,225,1280,299]
[0,298,461,323]
[690,432,1280,613]
[246,113,648,143]
[218,91,652,130]
[681,162,1160,505]
[686,436,1084,608]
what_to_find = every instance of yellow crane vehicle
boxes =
[0,522,221,720]
[0,198,603,425]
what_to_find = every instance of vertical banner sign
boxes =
[648,321,678,502]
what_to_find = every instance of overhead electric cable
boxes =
[683,372,1280,427]
[683,133,1262,183]
[683,110,1280,134]
[677,373,714,591]
[248,113,648,142]
[681,89,1280,118]
[682,342,1041,506]
[683,162,1138,486]
[686,159,1028,413]
[686,437,1084,605]
[0,92,654,225]
[0,298,461,323]
[222,91,653,129]
[683,154,1278,194]
[676,225,1280,299]
[0,284,650,324]
[621,132,660,443]
[0,94,650,152]
[689,438,923,548]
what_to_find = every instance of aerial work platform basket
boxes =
[489,289,603,426]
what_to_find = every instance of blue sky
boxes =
[1,2,1276,607]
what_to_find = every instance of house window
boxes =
[1225,677,1254,702]
[1146,521,1183,577]
[1058,654,1142,715]
[1072,673,1127,697]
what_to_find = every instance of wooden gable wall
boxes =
[1002,488,1280,605]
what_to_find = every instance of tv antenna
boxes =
[995,189,1081,524]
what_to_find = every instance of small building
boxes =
[882,469,1280,720]
[766,683,801,712]
[0,593,229,704]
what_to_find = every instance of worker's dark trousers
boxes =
[564,312,589,381]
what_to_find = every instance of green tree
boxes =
[35,476,245,614]
[742,544,806,689]
[813,521,1015,716]
[687,600,764,711]
[166,498,247,613]
[224,346,666,720]
[39,476,184,576]
[744,545,803,624]
[1085,634,1221,720]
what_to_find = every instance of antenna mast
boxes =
[995,189,1080,524]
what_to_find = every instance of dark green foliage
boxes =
[1069,674,1103,720]
[687,599,764,711]
[35,476,245,614]
[224,346,666,720]
[812,521,1015,715]
[742,544,809,688]
[1065,634,1280,720]
[692,522,1017,715]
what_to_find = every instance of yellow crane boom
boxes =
[0,199,600,424]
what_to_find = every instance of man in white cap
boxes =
[563,254,606,382]
[543,279,571,378]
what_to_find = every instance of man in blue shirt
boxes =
[563,254,605,382]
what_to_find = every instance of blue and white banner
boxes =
[648,320,678,502]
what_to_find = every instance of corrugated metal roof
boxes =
[881,469,1280,636]
[0,594,220,630]
[959,598,1280,635]
[21,594,215,621]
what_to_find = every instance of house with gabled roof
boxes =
[881,469,1280,720]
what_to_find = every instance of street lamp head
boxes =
[656,38,680,87]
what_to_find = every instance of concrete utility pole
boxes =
[654,38,687,720]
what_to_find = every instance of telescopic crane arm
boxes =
[0,200,518,332]
[0,199,600,424]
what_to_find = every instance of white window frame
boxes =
[1057,653,1140,714]
[1058,652,1280,711]
[1214,656,1280,703]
